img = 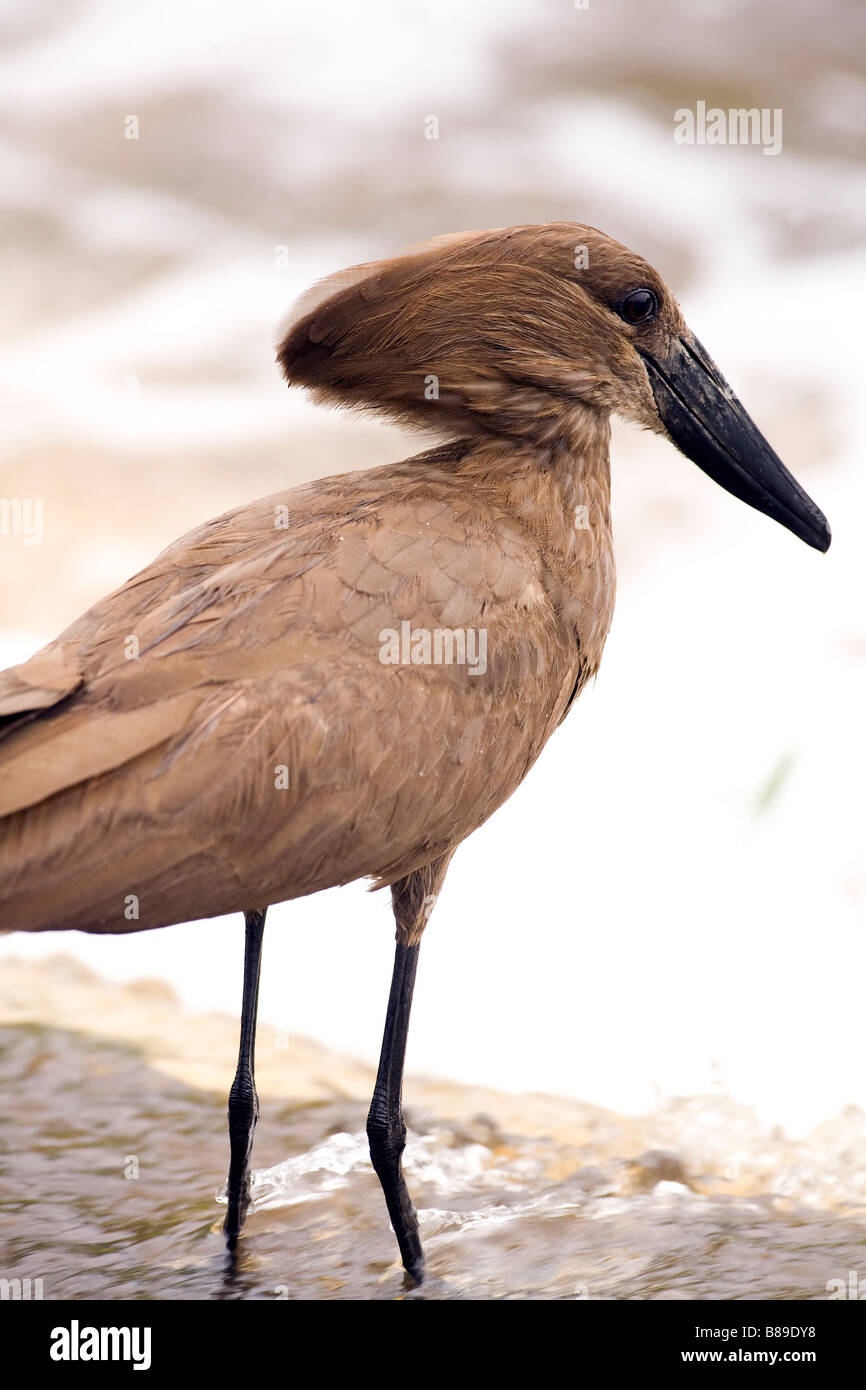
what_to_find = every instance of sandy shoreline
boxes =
[2,955,865,1299]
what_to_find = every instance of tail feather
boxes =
[0,644,83,722]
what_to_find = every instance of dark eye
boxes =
[618,288,659,325]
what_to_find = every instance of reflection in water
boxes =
[1,971,864,1301]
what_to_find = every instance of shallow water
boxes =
[1,960,864,1301]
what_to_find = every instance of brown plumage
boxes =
[0,223,829,1282]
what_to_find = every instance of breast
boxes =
[210,562,587,903]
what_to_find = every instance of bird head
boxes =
[278,222,829,552]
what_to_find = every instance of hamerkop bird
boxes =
[0,224,830,1283]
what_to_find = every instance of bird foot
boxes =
[402,1255,425,1286]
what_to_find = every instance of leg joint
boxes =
[228,1068,257,1107]
[366,1102,406,1168]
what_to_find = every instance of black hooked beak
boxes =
[639,336,831,552]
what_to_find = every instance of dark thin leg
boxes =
[367,939,424,1282]
[224,907,266,1250]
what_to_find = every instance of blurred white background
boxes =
[0,0,863,1134]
